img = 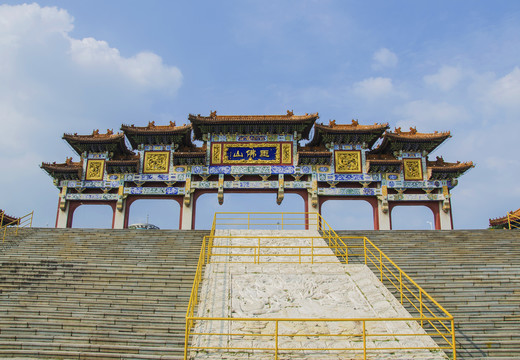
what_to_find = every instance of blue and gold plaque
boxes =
[211,142,292,165]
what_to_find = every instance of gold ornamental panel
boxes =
[211,143,222,164]
[335,150,362,173]
[85,159,105,181]
[403,158,423,181]
[143,151,170,174]
[281,143,292,164]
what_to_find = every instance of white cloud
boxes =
[69,39,182,92]
[487,67,520,110]
[372,48,398,70]
[353,77,394,98]
[393,100,468,130]
[424,66,463,91]
[0,3,183,226]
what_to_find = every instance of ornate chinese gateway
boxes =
[41,111,473,229]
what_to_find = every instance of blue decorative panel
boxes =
[388,174,398,180]
[334,174,364,181]
[271,166,295,174]
[209,166,231,174]
[237,135,267,141]
[362,188,376,195]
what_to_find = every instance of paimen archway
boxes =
[42,112,472,230]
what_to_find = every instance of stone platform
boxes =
[190,230,447,359]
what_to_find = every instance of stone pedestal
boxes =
[113,203,126,229]
[439,201,453,230]
[181,196,193,230]
[377,200,391,230]
[56,201,69,228]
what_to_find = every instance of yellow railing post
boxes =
[364,237,367,265]
[508,213,511,230]
[275,320,279,360]
[379,251,383,282]
[420,290,423,327]
[184,318,190,360]
[363,320,367,360]
[451,318,457,360]
[0,211,4,228]
[400,270,403,304]
[30,211,34,227]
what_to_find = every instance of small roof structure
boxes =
[427,157,474,180]
[41,157,83,181]
[307,119,389,148]
[189,110,319,140]
[106,154,140,174]
[63,130,133,156]
[489,208,520,228]
[371,127,451,155]
[121,121,193,149]
[0,210,18,226]
[365,153,402,174]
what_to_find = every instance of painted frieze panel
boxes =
[230,166,271,174]
[318,188,377,196]
[143,151,170,174]
[85,160,105,181]
[387,194,444,201]
[211,142,292,165]
[334,150,362,174]
[318,166,331,173]
[271,166,295,174]
[403,158,423,181]
[144,145,171,151]
[65,193,118,201]
[124,187,184,195]
[88,153,107,159]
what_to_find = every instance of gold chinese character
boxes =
[246,149,256,159]
[260,149,269,158]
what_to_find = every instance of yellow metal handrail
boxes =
[508,212,520,229]
[185,212,456,359]
[1,211,34,243]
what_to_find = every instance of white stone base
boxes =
[190,230,447,359]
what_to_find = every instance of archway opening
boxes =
[391,206,435,230]
[194,192,305,229]
[320,200,374,230]
[71,204,114,229]
[127,199,181,229]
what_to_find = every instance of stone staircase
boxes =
[336,230,520,359]
[0,228,209,359]
[2,228,518,359]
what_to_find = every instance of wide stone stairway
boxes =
[1,228,518,359]
[337,230,520,359]
[0,228,209,359]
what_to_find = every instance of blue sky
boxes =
[1,1,520,229]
